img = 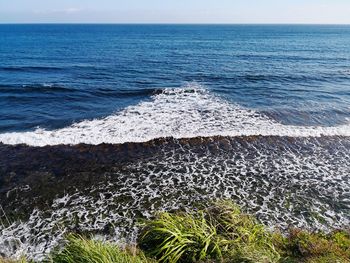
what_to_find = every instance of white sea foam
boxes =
[1,135,349,260]
[0,83,349,146]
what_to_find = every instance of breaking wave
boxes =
[0,84,349,146]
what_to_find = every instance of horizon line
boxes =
[1,22,350,25]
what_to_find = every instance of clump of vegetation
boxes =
[139,200,280,263]
[208,200,281,262]
[50,234,152,263]
[138,210,224,263]
[274,228,350,263]
[139,200,350,263]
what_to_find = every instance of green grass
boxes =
[139,200,350,263]
[138,210,224,263]
[274,228,350,263]
[207,200,281,262]
[50,234,153,263]
[139,200,280,263]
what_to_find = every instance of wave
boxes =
[0,83,349,146]
[0,83,76,93]
[0,66,64,72]
[0,84,162,97]
[92,87,162,98]
[185,71,350,85]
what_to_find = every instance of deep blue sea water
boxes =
[1,24,350,134]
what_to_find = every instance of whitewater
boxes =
[1,85,349,147]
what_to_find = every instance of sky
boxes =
[1,0,350,24]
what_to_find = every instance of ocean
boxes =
[0,24,350,259]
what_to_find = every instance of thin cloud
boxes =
[64,8,81,14]
[33,8,82,15]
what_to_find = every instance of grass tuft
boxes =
[139,210,224,263]
[50,234,152,263]
[274,229,350,263]
[207,200,280,263]
[139,200,280,263]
